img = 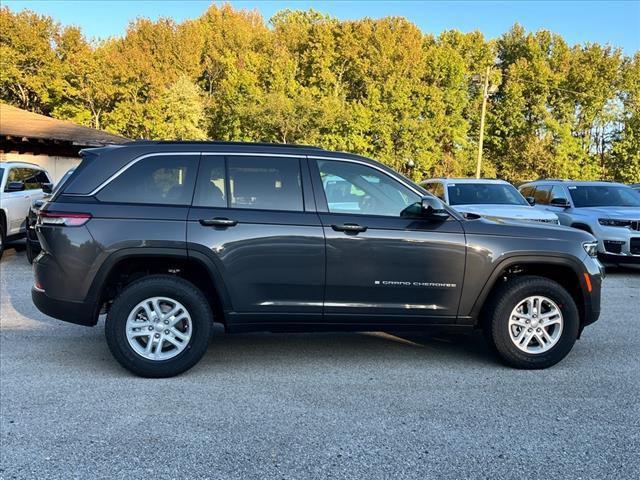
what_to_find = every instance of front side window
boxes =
[228,156,303,211]
[97,155,198,205]
[568,185,640,207]
[533,185,552,205]
[549,186,568,203]
[317,160,420,216]
[446,183,528,206]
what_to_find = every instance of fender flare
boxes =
[468,253,589,320]
[85,247,233,312]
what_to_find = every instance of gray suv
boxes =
[32,142,603,377]
[519,180,640,266]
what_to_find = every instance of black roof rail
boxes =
[533,178,570,182]
[122,140,324,149]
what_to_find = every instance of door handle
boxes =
[331,223,367,233]
[199,217,238,227]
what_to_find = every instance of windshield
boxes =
[447,183,528,206]
[568,185,640,207]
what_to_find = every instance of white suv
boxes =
[0,162,52,258]
[420,178,559,224]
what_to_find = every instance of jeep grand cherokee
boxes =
[32,142,603,377]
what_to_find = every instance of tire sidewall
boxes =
[106,276,212,377]
[491,278,579,369]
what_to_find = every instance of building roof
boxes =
[0,103,128,147]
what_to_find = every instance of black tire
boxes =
[484,275,579,369]
[26,239,35,264]
[105,275,212,378]
[0,222,5,260]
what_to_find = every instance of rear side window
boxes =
[8,168,48,190]
[97,155,198,205]
[533,185,552,204]
[228,156,303,212]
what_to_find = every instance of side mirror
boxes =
[526,196,536,206]
[5,181,25,192]
[41,183,53,194]
[421,196,449,220]
[550,197,570,208]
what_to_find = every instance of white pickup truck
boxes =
[0,162,53,258]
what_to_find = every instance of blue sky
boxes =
[4,1,640,53]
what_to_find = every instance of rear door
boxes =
[310,158,466,324]
[187,154,325,323]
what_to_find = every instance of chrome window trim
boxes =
[67,150,423,198]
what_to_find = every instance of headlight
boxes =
[582,241,599,258]
[598,218,632,228]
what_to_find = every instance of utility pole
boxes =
[476,66,491,179]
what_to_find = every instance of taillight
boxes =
[38,211,92,227]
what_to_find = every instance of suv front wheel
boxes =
[485,276,580,369]
[105,275,212,377]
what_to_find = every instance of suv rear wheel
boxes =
[105,275,212,377]
[485,276,579,369]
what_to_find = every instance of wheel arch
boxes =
[470,255,590,330]
[87,248,232,327]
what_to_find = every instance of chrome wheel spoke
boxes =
[125,297,192,361]
[508,295,563,354]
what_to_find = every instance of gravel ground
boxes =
[1,243,639,480]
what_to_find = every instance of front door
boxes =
[187,154,325,323]
[311,158,466,324]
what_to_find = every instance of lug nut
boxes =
[154,333,160,338]
[164,320,169,325]
[528,328,533,332]
[536,328,541,332]
[164,330,170,335]
[148,326,153,331]
[525,319,530,324]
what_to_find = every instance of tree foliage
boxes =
[1,5,637,182]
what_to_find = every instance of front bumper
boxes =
[31,287,99,326]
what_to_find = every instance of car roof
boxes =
[421,178,512,185]
[520,179,629,188]
[0,161,45,169]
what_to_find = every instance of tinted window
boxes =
[228,156,303,211]
[446,183,528,206]
[533,185,552,205]
[317,160,420,216]
[568,185,640,207]
[193,156,226,207]
[97,155,198,205]
[0,168,4,185]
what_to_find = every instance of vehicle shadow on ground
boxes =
[191,330,500,374]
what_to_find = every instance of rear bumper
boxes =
[31,287,98,326]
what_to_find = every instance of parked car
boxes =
[32,141,602,377]
[25,168,76,263]
[0,162,52,259]
[420,178,559,224]
[631,183,640,195]
[519,180,640,266]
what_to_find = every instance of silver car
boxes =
[519,180,640,266]
[420,178,559,224]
